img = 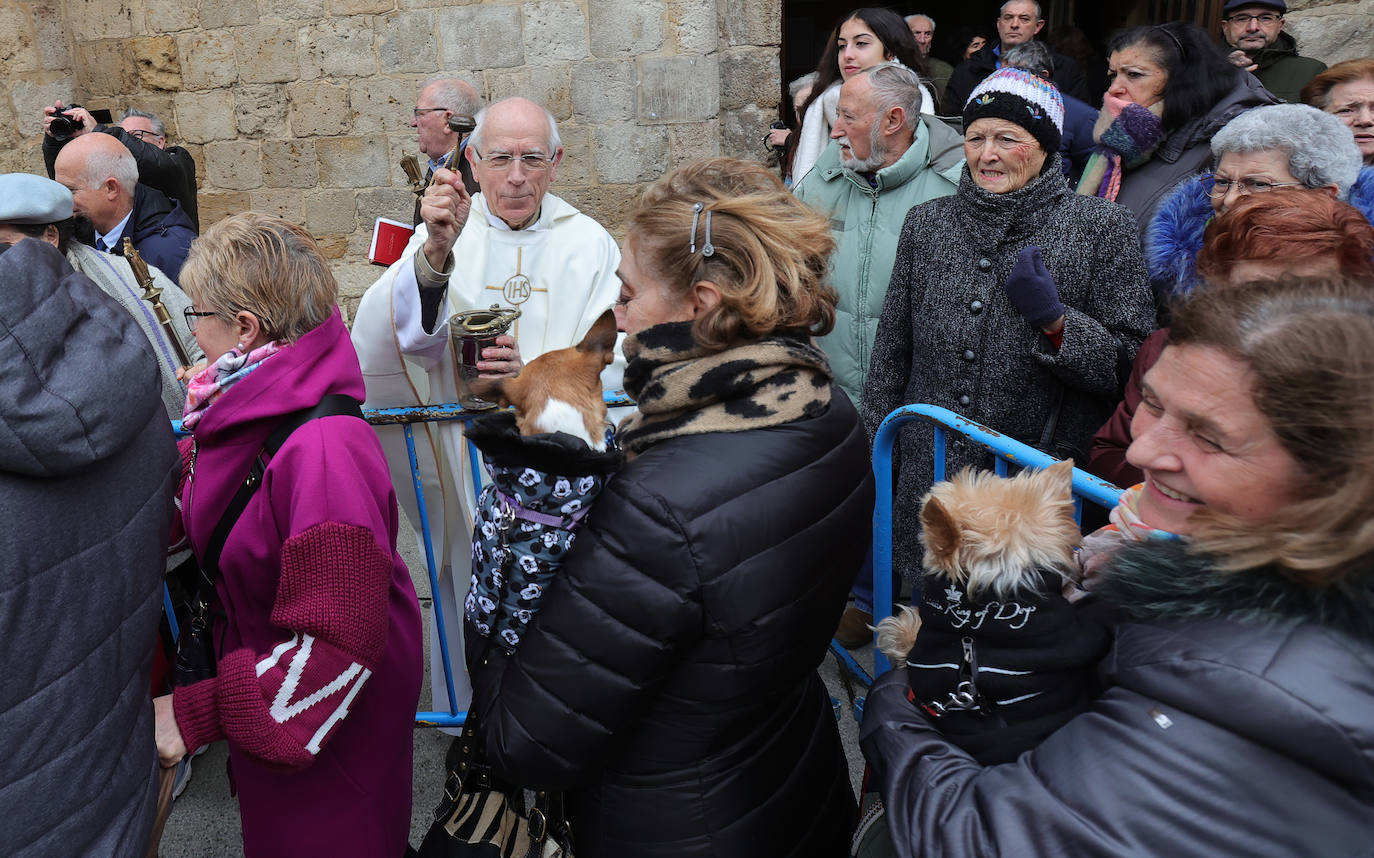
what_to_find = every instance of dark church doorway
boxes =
[779,0,1227,118]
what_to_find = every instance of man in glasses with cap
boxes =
[1219,0,1327,103]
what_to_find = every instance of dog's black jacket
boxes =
[906,569,1115,764]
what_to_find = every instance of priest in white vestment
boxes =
[352,97,623,727]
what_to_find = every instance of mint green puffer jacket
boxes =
[794,117,963,409]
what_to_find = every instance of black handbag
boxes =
[172,394,365,687]
[417,715,574,858]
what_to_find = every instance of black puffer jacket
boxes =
[471,391,875,858]
[0,240,178,857]
[861,539,1374,856]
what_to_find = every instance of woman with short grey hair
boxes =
[1146,103,1371,296]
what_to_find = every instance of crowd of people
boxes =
[3,1,1374,856]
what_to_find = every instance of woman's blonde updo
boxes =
[627,157,838,350]
[179,212,338,343]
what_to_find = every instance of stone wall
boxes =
[1,0,783,318]
[1287,0,1374,64]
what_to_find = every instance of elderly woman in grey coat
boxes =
[865,67,1155,576]
[1147,103,1371,297]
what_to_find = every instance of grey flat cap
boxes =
[0,173,75,224]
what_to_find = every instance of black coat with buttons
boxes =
[864,157,1155,575]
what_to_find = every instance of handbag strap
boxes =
[195,394,365,589]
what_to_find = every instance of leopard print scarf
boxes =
[617,321,833,454]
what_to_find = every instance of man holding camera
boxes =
[42,101,199,231]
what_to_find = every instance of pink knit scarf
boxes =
[181,341,284,430]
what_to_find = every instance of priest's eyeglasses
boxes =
[474,150,554,172]
[1206,174,1305,197]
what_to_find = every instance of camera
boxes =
[766,120,789,153]
[48,104,113,143]
[49,105,87,143]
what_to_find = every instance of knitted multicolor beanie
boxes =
[1075,93,1167,202]
[962,67,1066,154]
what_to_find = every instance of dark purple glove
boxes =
[1003,246,1066,330]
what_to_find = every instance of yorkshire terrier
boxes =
[874,460,1114,765]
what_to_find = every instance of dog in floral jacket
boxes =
[462,410,622,665]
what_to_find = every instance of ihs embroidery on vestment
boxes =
[483,247,547,338]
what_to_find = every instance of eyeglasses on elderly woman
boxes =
[183,306,217,331]
[1205,173,1305,198]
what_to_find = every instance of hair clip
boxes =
[689,202,716,257]
[1153,25,1186,59]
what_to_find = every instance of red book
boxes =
[368,217,415,266]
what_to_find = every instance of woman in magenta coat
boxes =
[152,213,422,857]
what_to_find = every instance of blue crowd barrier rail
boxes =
[864,404,1124,680]
[174,397,1056,729]
[168,391,634,730]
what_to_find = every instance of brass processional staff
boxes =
[400,113,478,203]
[122,236,194,371]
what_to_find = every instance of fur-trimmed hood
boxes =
[1146,166,1374,298]
[1144,174,1213,297]
[1351,165,1374,222]
[1096,539,1374,645]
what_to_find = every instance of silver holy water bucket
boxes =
[450,305,521,409]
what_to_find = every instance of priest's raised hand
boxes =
[420,166,471,273]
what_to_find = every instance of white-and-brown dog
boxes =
[874,460,1113,764]
[462,310,623,665]
[472,308,619,449]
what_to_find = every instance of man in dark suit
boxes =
[945,0,1087,111]
[53,132,196,283]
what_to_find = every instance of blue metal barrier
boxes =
[167,391,634,729]
[175,398,1094,728]
[866,404,1124,678]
